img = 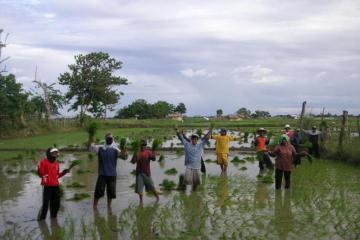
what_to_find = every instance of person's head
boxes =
[284,124,291,132]
[190,134,199,145]
[220,128,227,136]
[46,147,59,162]
[280,134,289,145]
[140,139,147,150]
[312,126,317,132]
[105,133,113,145]
[258,128,267,136]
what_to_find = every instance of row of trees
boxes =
[116,99,186,119]
[216,107,271,119]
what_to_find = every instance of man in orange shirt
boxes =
[254,128,273,171]
[211,128,238,174]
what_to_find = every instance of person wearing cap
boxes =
[93,133,121,209]
[302,126,322,158]
[211,128,239,174]
[269,135,310,189]
[179,131,207,174]
[37,148,69,221]
[254,128,273,171]
[131,139,160,204]
[176,127,212,190]
[284,124,294,142]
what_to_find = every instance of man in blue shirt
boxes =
[176,127,212,190]
[92,133,120,209]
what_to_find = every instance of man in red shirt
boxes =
[37,148,69,221]
[131,139,160,204]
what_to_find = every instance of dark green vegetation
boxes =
[116,99,187,119]
[66,182,86,188]
[160,179,177,191]
[164,168,178,175]
[67,193,91,201]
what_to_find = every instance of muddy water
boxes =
[0,151,359,239]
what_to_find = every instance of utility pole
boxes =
[0,29,10,73]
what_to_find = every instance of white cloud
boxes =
[180,68,216,78]
[315,71,327,79]
[43,13,56,19]
[232,65,284,84]
[346,73,359,79]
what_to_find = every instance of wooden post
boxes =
[338,110,348,151]
[299,101,306,128]
[357,115,360,139]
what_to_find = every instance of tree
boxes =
[251,110,271,119]
[175,102,186,114]
[216,109,223,117]
[0,74,31,127]
[116,99,151,119]
[236,107,251,118]
[58,52,128,123]
[152,101,175,118]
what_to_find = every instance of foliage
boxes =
[85,121,100,148]
[251,110,271,119]
[236,107,251,118]
[152,138,163,151]
[175,102,186,114]
[216,109,223,117]
[66,181,86,188]
[58,52,128,122]
[116,99,178,119]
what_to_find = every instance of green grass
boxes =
[66,181,86,188]
[164,168,178,175]
[67,193,91,201]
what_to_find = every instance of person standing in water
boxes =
[93,133,120,210]
[37,148,69,221]
[131,139,160,204]
[254,128,273,171]
[176,127,212,190]
[211,128,239,174]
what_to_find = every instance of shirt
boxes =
[273,144,296,171]
[132,149,156,177]
[255,136,269,152]
[179,134,207,169]
[304,130,322,145]
[212,135,234,154]
[38,158,66,186]
[98,145,119,176]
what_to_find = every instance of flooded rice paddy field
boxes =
[0,150,359,239]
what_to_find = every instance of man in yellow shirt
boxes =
[211,129,238,174]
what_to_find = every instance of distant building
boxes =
[226,114,243,121]
[167,112,184,121]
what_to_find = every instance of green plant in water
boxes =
[66,181,86,188]
[160,179,177,191]
[231,156,245,163]
[164,168,178,175]
[130,139,141,156]
[77,169,92,174]
[240,166,247,170]
[67,193,91,201]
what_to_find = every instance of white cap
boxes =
[284,124,290,128]
[49,148,59,153]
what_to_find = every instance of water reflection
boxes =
[274,191,293,240]
[38,219,62,240]
[254,182,269,209]
[93,209,119,240]
[133,204,159,240]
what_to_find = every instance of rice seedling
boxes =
[160,179,177,191]
[76,169,92,174]
[67,193,91,201]
[69,159,82,169]
[240,166,247,170]
[164,168,178,175]
[152,138,163,151]
[231,156,246,163]
[66,181,86,188]
[158,154,165,162]
[205,159,217,163]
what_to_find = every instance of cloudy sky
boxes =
[1,0,359,116]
